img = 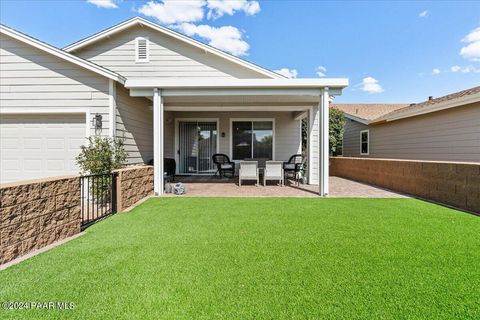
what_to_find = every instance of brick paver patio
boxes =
[165,176,407,198]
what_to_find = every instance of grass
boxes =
[0,198,479,319]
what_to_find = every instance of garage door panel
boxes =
[47,138,65,150]
[0,113,86,184]
[46,159,65,171]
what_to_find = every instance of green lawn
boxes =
[1,198,479,319]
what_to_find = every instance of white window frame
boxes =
[135,37,149,63]
[360,129,369,155]
[229,118,276,161]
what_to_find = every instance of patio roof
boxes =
[125,78,349,99]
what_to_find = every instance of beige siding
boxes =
[0,33,111,136]
[115,84,153,164]
[74,25,270,79]
[163,111,301,163]
[342,118,369,157]
[342,103,480,162]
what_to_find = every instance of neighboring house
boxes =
[0,17,348,196]
[334,85,480,162]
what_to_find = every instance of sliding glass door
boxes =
[178,121,217,174]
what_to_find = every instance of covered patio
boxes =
[125,78,349,196]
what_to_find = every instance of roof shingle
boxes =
[331,104,408,121]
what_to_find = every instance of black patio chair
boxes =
[148,158,176,182]
[164,158,176,182]
[283,154,303,185]
[212,154,235,178]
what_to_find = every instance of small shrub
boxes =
[76,136,128,175]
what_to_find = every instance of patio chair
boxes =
[164,158,176,182]
[212,153,235,178]
[263,161,284,186]
[239,161,259,186]
[283,154,303,185]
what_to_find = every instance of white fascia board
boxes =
[125,78,349,90]
[64,17,283,79]
[0,25,125,84]
[343,113,370,125]
[372,92,480,124]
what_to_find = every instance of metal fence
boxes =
[80,172,117,228]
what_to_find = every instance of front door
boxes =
[178,121,217,174]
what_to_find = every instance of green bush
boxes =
[76,136,128,175]
[329,108,345,156]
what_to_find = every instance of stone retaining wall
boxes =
[330,157,480,213]
[114,166,154,212]
[0,176,81,264]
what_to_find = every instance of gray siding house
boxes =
[335,86,480,163]
[0,17,349,196]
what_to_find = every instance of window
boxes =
[232,120,274,160]
[135,37,149,62]
[360,130,369,155]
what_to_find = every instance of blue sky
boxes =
[1,0,479,103]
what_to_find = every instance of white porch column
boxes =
[319,88,329,196]
[153,88,164,195]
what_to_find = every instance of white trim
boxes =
[174,118,220,175]
[153,88,163,195]
[229,118,276,162]
[164,106,313,112]
[108,79,116,138]
[293,110,308,120]
[343,113,370,125]
[64,17,283,79]
[130,87,345,98]
[135,37,150,63]
[360,129,370,155]
[0,25,125,84]
[126,78,349,90]
[0,107,91,140]
[319,88,329,196]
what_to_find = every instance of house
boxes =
[334,86,480,162]
[0,17,348,196]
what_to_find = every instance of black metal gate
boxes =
[80,172,117,228]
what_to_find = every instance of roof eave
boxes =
[0,24,125,84]
[124,78,349,90]
[371,92,480,124]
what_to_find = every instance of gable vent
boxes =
[135,37,149,62]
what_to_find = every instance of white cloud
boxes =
[206,0,260,19]
[316,66,327,77]
[138,0,205,24]
[419,10,429,18]
[87,0,119,8]
[274,68,298,78]
[460,26,480,61]
[360,77,384,94]
[450,65,480,73]
[431,68,441,75]
[451,65,461,72]
[175,23,249,56]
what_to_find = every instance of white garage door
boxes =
[0,113,86,184]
